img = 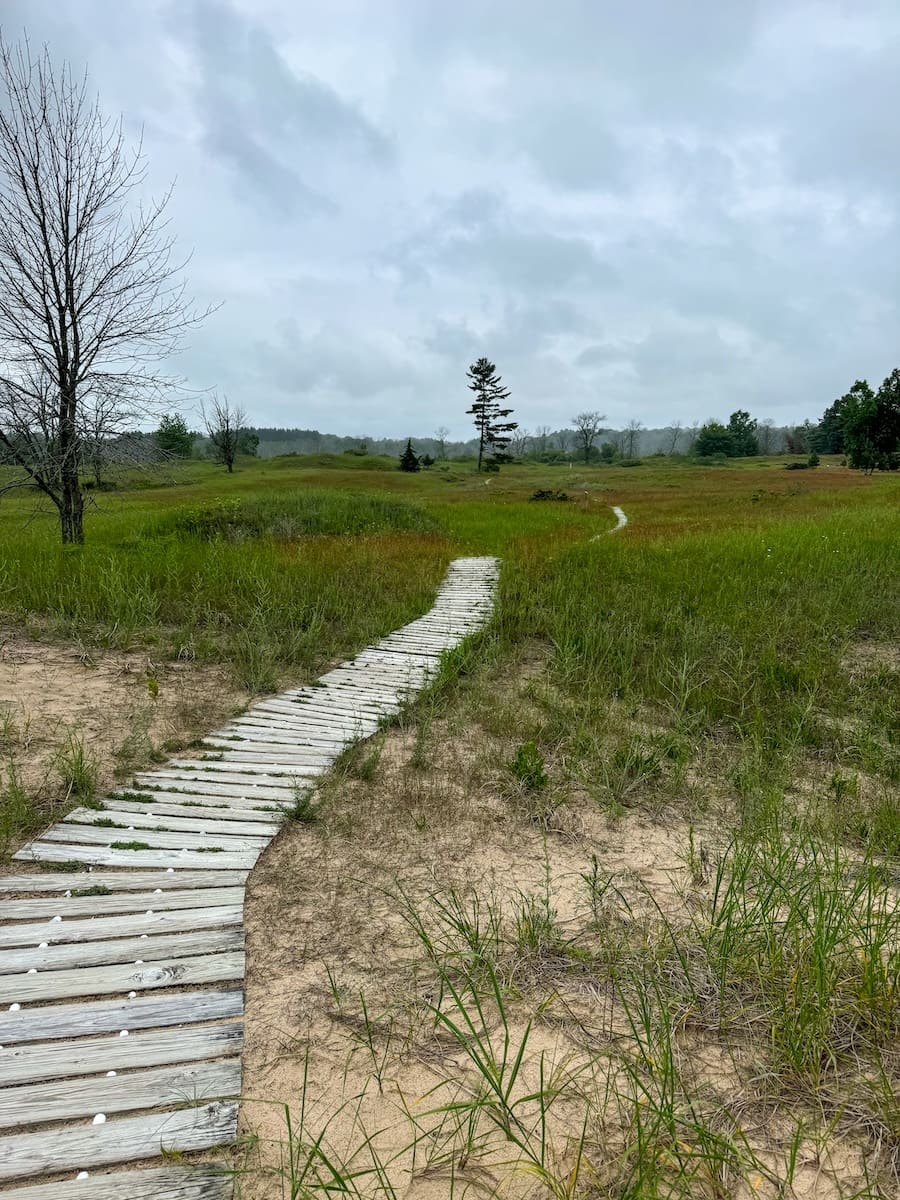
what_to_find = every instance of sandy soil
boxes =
[0,627,248,835]
[237,720,873,1200]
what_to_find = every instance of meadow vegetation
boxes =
[1,452,898,1197]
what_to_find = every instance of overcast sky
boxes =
[5,1,899,436]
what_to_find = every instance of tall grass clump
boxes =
[0,491,449,690]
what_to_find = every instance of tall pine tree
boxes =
[466,358,517,471]
[399,438,420,472]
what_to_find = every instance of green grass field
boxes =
[1,453,898,1197]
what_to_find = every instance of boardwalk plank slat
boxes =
[0,887,244,922]
[0,1056,243,1129]
[0,872,247,895]
[1,1021,244,1086]
[0,926,243,975]
[0,1165,232,1199]
[0,1100,239,1182]
[0,988,244,1046]
[13,844,258,871]
[0,949,246,1004]
[0,905,245,950]
[65,807,282,838]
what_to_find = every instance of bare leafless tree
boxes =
[202,395,247,473]
[0,37,206,541]
[572,411,606,464]
[757,418,777,455]
[433,425,450,459]
[666,421,683,454]
[533,424,551,455]
[509,427,531,457]
[624,418,643,458]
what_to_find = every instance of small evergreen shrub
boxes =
[529,489,570,502]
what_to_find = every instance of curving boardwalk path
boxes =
[0,557,499,1197]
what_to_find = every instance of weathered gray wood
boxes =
[134,772,299,796]
[0,1099,239,1181]
[2,1021,243,1086]
[0,871,247,894]
[0,886,243,922]
[103,796,283,825]
[0,988,243,1045]
[1,904,244,949]
[180,757,326,775]
[211,725,342,747]
[111,789,294,814]
[232,714,371,737]
[40,824,268,854]
[192,756,324,774]
[66,806,281,838]
[216,721,347,746]
[0,949,245,1004]
[313,678,406,699]
[0,1056,242,1128]
[13,843,259,871]
[199,739,336,765]
[0,1165,232,1199]
[0,926,243,974]
[249,699,378,726]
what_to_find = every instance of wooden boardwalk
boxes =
[0,557,499,1196]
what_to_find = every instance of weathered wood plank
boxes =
[0,1099,238,1182]
[133,772,299,797]
[210,725,341,747]
[230,714,368,738]
[0,1165,233,1199]
[0,926,243,975]
[13,843,259,871]
[1,1021,244,1086]
[66,806,281,838]
[191,757,325,776]
[0,905,244,950]
[249,699,379,725]
[0,949,245,1004]
[110,790,293,814]
[0,871,247,894]
[102,796,285,825]
[216,721,347,746]
[178,758,327,775]
[0,988,243,1046]
[40,824,268,854]
[0,886,243,922]
[199,740,336,765]
[202,742,338,763]
[0,1056,242,1129]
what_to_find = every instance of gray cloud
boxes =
[4,0,899,434]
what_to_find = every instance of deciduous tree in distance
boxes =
[466,357,517,472]
[203,395,247,473]
[572,411,606,463]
